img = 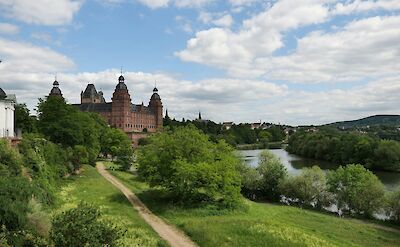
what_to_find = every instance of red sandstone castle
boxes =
[49,74,163,144]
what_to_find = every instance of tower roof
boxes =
[0,88,6,100]
[82,84,98,98]
[116,74,128,90]
[49,79,63,97]
[150,92,161,101]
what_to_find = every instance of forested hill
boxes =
[325,115,400,128]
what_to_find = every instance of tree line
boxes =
[239,150,400,222]
[163,116,286,148]
[287,128,400,172]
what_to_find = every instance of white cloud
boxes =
[177,0,329,77]
[173,0,214,8]
[229,0,260,6]
[212,14,233,27]
[0,38,74,73]
[260,15,400,83]
[137,0,169,8]
[333,0,400,15]
[0,0,83,25]
[0,22,19,34]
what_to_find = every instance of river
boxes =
[239,148,400,191]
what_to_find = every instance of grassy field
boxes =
[109,165,400,247]
[53,165,167,247]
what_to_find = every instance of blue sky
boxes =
[0,0,399,125]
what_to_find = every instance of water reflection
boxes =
[239,149,400,191]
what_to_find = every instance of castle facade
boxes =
[49,74,163,144]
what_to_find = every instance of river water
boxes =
[239,149,400,191]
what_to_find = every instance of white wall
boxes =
[0,100,15,138]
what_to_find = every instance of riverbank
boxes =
[109,164,400,247]
[236,142,284,150]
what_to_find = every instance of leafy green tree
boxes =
[327,164,385,217]
[37,97,102,165]
[72,145,89,170]
[386,187,400,223]
[279,166,332,208]
[137,125,242,207]
[50,202,121,247]
[15,103,37,134]
[374,140,400,172]
[257,150,287,201]
[237,162,262,200]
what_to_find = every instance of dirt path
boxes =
[96,162,198,247]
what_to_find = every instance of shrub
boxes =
[279,166,332,208]
[50,202,122,247]
[237,161,263,200]
[386,187,400,223]
[137,125,242,207]
[327,164,385,217]
[0,140,22,176]
[258,151,287,202]
[0,177,32,230]
[72,145,89,170]
[26,198,51,238]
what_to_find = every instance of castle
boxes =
[49,74,163,145]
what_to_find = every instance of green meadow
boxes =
[109,164,400,247]
[53,165,167,247]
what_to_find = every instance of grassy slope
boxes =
[53,165,167,247]
[110,168,400,247]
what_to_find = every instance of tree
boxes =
[257,150,287,201]
[386,187,400,223]
[50,202,121,247]
[37,97,102,166]
[327,164,385,217]
[15,104,36,133]
[279,166,332,208]
[374,140,400,172]
[137,125,242,207]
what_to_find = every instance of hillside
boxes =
[325,115,400,128]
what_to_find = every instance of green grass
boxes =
[109,165,400,247]
[53,165,168,247]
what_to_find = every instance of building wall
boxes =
[0,101,15,138]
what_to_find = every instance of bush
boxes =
[386,187,400,223]
[72,145,89,170]
[237,161,263,200]
[279,166,332,209]
[327,164,385,217]
[137,125,242,207]
[50,202,122,247]
[258,151,287,202]
[0,140,22,176]
[0,177,32,230]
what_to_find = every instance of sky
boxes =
[0,0,399,126]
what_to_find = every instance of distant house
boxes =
[223,122,233,130]
[251,122,261,130]
[0,87,16,138]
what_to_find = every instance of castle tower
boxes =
[149,86,163,130]
[111,74,132,131]
[49,78,63,98]
[81,83,105,103]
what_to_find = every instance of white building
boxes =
[0,88,16,138]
